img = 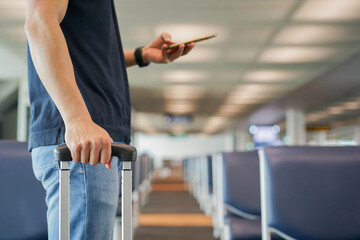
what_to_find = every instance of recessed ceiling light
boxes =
[259,47,338,63]
[165,102,196,114]
[163,85,205,100]
[327,106,344,115]
[293,0,360,21]
[207,116,229,126]
[0,1,26,8]
[342,101,360,110]
[274,25,360,45]
[162,70,209,83]
[243,70,300,82]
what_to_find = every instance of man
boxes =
[25,0,195,239]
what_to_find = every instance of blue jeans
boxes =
[32,145,122,240]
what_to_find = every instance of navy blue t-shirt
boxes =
[27,0,131,151]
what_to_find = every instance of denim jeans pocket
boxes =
[32,145,60,191]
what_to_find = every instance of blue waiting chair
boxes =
[216,151,281,240]
[259,146,360,240]
[0,140,47,239]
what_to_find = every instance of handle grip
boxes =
[54,143,137,162]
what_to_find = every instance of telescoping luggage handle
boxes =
[54,143,137,240]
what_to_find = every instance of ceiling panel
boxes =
[1,0,360,135]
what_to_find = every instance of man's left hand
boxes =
[142,32,195,64]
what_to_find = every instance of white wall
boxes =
[133,132,235,168]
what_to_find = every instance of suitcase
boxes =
[54,143,137,240]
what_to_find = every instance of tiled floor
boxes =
[133,167,218,240]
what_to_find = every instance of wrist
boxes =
[141,46,150,64]
[134,46,150,67]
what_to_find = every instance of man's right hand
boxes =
[65,120,114,169]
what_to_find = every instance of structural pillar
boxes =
[17,79,29,141]
[286,109,306,145]
[354,126,360,145]
[313,131,327,145]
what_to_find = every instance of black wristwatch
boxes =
[134,47,150,67]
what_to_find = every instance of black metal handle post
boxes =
[54,143,137,162]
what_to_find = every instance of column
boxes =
[354,126,360,145]
[17,79,29,141]
[286,109,306,145]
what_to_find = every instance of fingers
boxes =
[69,138,113,169]
[80,142,91,165]
[183,42,195,56]
[166,44,185,62]
[161,44,171,63]
[71,143,81,163]
[161,32,172,43]
[100,138,112,166]
[89,141,100,166]
[105,163,112,170]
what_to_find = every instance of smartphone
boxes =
[166,33,217,50]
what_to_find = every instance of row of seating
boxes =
[183,146,360,240]
[0,141,47,240]
[0,140,154,240]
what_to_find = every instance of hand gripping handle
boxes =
[54,143,137,162]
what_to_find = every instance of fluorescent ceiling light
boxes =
[225,87,282,104]
[207,117,229,126]
[307,111,328,120]
[274,25,360,44]
[162,70,209,83]
[342,101,360,110]
[163,85,205,100]
[243,70,300,82]
[294,0,360,21]
[0,1,26,8]
[216,104,248,117]
[226,84,285,99]
[259,47,338,63]
[165,102,196,114]
[327,106,344,115]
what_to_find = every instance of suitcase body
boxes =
[55,143,137,240]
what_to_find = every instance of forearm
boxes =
[26,11,91,126]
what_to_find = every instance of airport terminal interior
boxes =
[1,0,360,239]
